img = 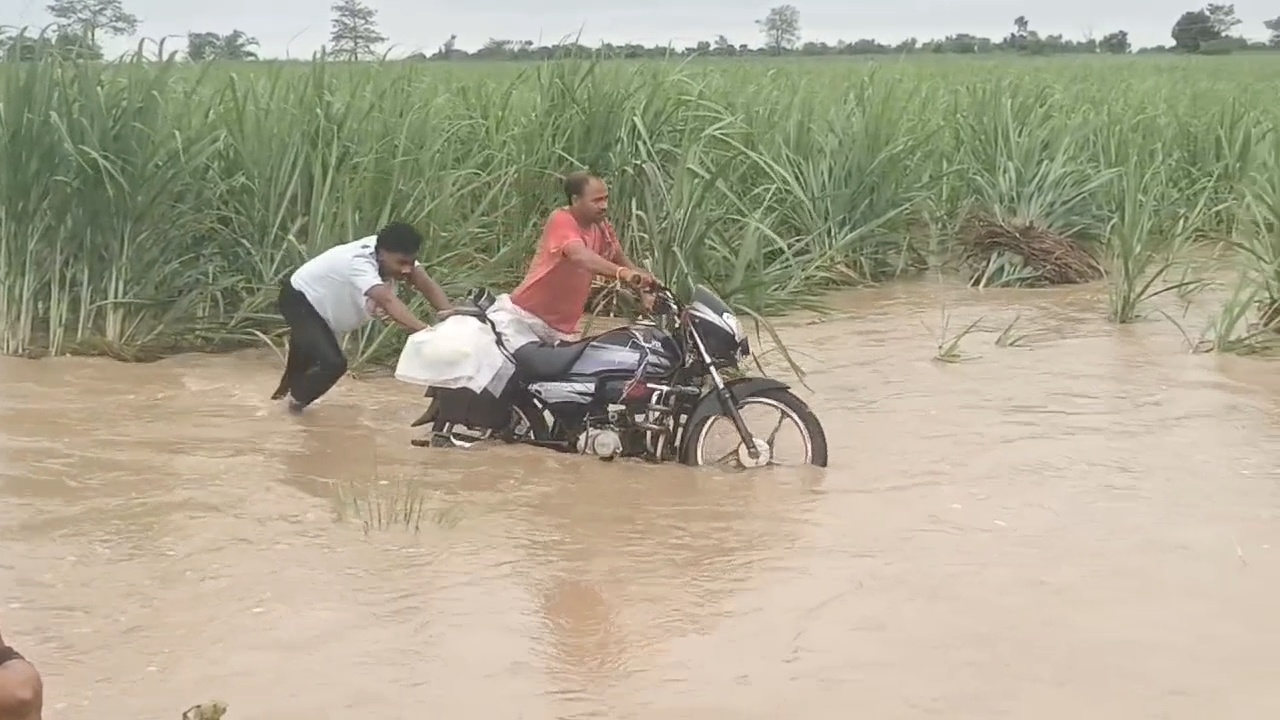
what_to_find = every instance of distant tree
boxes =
[45,0,138,51]
[472,37,510,59]
[1171,9,1221,52]
[328,0,386,61]
[1204,3,1242,36]
[1099,30,1131,54]
[186,30,258,61]
[430,33,459,59]
[1005,15,1035,51]
[187,30,216,61]
[50,30,101,58]
[1,26,103,60]
[756,5,800,55]
[1264,16,1280,47]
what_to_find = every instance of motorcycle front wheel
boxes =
[681,387,829,468]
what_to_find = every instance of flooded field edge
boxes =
[3,277,1280,719]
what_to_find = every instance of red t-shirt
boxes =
[510,208,622,335]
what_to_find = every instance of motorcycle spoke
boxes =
[765,411,786,446]
[713,448,739,466]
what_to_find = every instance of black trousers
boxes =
[271,279,348,407]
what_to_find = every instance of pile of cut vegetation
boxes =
[1258,300,1280,332]
[958,213,1103,288]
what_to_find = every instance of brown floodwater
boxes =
[3,280,1280,719]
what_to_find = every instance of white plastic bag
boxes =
[394,316,509,392]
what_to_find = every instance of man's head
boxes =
[374,222,423,279]
[564,171,608,224]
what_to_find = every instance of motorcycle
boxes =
[408,282,828,468]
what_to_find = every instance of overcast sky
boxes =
[4,0,1277,58]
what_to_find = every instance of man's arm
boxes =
[366,285,428,333]
[406,264,452,313]
[562,240,627,279]
[562,242,658,291]
[350,257,428,333]
[550,217,649,284]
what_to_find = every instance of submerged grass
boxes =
[2,53,1280,364]
[335,480,466,534]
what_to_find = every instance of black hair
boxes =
[563,171,599,203]
[375,221,423,256]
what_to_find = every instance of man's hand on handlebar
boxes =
[615,268,668,316]
[617,267,659,290]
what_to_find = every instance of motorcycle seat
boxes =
[512,339,593,381]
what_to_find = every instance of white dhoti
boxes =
[394,294,575,395]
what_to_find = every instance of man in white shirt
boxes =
[270,222,453,413]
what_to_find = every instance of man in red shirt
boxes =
[498,172,657,345]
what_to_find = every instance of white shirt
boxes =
[289,236,419,334]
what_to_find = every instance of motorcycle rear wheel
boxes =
[422,396,551,447]
[681,387,828,468]
[501,397,552,444]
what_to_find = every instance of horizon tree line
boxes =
[2,0,1279,62]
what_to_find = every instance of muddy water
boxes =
[3,280,1280,719]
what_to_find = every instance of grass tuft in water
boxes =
[994,314,1032,348]
[926,307,983,364]
[335,481,465,534]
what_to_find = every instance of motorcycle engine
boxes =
[576,427,623,459]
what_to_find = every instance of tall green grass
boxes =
[2,53,1279,363]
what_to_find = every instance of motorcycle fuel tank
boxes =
[527,325,680,406]
[567,325,679,378]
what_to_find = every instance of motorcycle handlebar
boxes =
[613,275,682,318]
[646,284,682,317]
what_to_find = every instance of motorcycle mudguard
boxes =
[417,387,514,431]
[677,377,791,453]
[407,289,506,432]
[411,370,520,432]
[410,402,437,428]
